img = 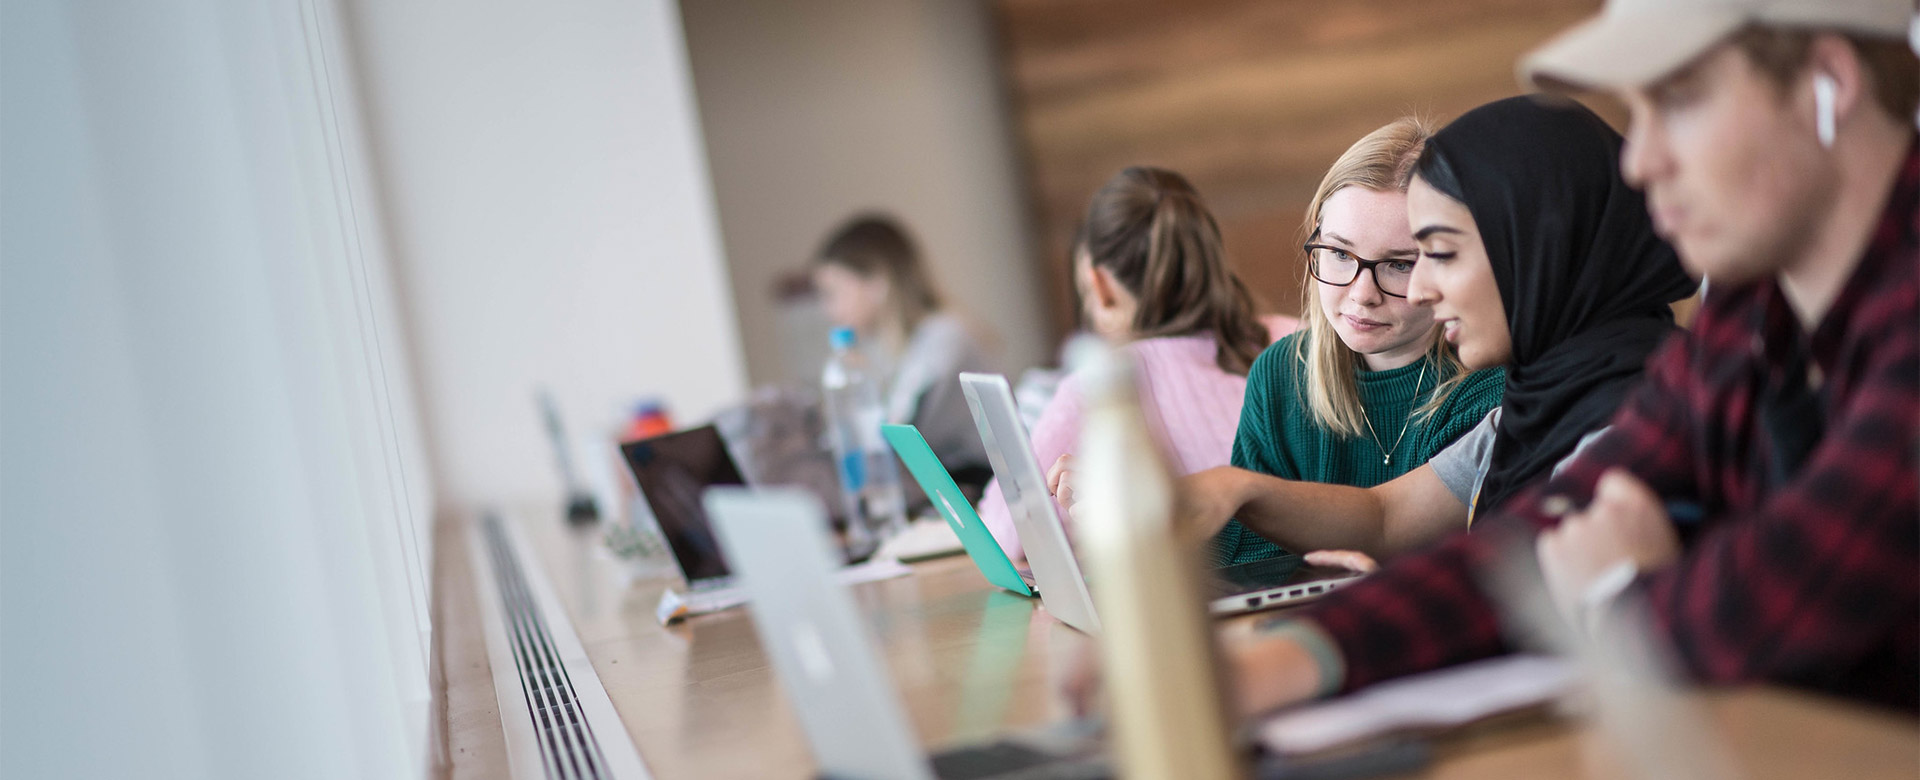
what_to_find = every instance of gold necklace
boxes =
[1360,360,1428,466]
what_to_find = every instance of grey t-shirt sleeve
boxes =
[1428,408,1500,507]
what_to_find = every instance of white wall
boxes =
[2,1,435,777]
[345,0,750,513]
[681,0,1049,387]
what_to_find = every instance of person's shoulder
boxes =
[1250,331,1309,376]
[910,311,970,345]
[1122,332,1224,373]
[1422,366,1503,449]
[1451,365,1507,406]
[1235,332,1304,394]
[1849,241,1920,342]
[906,311,994,362]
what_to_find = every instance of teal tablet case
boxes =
[881,424,1035,597]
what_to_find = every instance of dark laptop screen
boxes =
[620,425,744,583]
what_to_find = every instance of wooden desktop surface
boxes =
[510,509,1919,779]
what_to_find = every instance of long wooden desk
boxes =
[503,508,1919,779]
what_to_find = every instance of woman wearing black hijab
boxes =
[1144,95,1696,562]
[1409,94,1698,515]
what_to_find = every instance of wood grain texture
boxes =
[992,0,1610,338]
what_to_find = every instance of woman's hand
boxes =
[1302,549,1379,574]
[1045,453,1077,510]
[1051,459,1252,546]
[1168,467,1253,545]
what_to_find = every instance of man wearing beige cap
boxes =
[1214,0,1920,716]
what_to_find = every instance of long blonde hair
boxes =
[1295,117,1469,438]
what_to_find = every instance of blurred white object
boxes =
[874,515,965,562]
[1487,540,1739,780]
[653,556,912,624]
[1013,366,1065,431]
[1074,337,1239,780]
[1260,655,1578,755]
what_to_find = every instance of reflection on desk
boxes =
[503,509,1920,780]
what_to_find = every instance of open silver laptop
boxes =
[958,373,1359,617]
[957,376,1102,635]
[703,487,1106,780]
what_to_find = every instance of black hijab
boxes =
[1416,96,1696,510]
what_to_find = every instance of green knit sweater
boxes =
[1209,332,1506,566]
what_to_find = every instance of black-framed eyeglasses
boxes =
[1304,235,1416,299]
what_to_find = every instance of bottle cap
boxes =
[830,327,857,350]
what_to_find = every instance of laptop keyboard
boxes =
[930,742,1107,780]
[1210,554,1302,594]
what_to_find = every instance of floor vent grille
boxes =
[470,512,651,780]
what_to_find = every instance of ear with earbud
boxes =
[1813,71,1837,149]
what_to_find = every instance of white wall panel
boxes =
[345,0,751,514]
[1,1,436,777]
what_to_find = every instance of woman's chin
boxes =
[1456,343,1502,371]
[1333,327,1386,354]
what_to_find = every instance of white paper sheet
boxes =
[875,516,965,562]
[1259,654,1577,755]
[655,556,915,624]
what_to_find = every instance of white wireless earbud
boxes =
[1813,72,1837,149]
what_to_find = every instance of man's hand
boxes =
[1536,468,1682,616]
[1222,623,1332,717]
[1062,620,1329,719]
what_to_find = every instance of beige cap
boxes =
[1520,0,1916,92]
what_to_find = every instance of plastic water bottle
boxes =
[821,327,907,543]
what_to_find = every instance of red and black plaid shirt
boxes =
[1304,142,1920,711]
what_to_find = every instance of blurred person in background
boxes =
[811,214,995,493]
[1220,0,1919,716]
[977,166,1296,559]
[1208,117,1507,570]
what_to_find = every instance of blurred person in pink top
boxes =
[977,166,1297,559]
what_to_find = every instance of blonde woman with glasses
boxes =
[1204,118,1506,566]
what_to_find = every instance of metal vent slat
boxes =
[481,513,612,780]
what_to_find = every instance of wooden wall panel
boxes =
[994,0,1606,338]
